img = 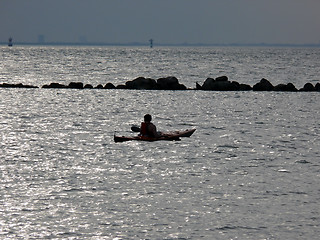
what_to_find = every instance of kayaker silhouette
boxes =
[115,115,196,142]
[140,114,159,138]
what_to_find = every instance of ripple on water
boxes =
[1,48,320,239]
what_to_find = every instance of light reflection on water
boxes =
[0,88,319,239]
[1,45,320,239]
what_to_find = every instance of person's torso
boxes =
[140,122,155,137]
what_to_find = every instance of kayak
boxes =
[131,125,196,137]
[164,128,196,137]
[114,128,196,143]
[114,129,195,142]
[114,135,181,142]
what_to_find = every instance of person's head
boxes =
[144,114,152,122]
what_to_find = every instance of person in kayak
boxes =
[140,114,159,138]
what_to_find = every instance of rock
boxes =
[68,82,84,89]
[42,82,67,88]
[0,83,38,88]
[253,78,274,91]
[84,84,93,89]
[201,76,241,91]
[125,77,157,90]
[95,84,104,89]
[238,83,252,91]
[215,76,229,82]
[201,78,215,90]
[104,83,116,89]
[274,83,298,92]
[286,83,298,92]
[116,84,128,89]
[157,76,187,90]
[0,83,13,88]
[228,81,241,91]
[315,83,320,91]
[14,83,23,88]
[300,82,315,91]
[23,84,39,88]
[196,82,202,90]
[230,81,249,91]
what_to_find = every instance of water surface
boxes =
[0,46,319,239]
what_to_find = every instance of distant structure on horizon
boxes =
[38,35,45,44]
[8,37,13,47]
[149,39,153,48]
[78,35,88,44]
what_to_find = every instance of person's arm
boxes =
[149,124,159,137]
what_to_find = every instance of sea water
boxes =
[0,46,319,239]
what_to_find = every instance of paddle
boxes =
[131,125,141,132]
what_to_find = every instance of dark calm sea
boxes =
[0,46,319,239]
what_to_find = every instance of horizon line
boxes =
[1,41,320,47]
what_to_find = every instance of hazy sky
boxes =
[1,0,320,44]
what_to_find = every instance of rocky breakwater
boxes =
[122,76,187,90]
[196,76,252,91]
[41,77,187,90]
[1,76,320,92]
[0,83,38,88]
[197,76,320,92]
[42,82,116,89]
[251,78,320,92]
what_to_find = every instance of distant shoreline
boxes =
[1,42,320,48]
